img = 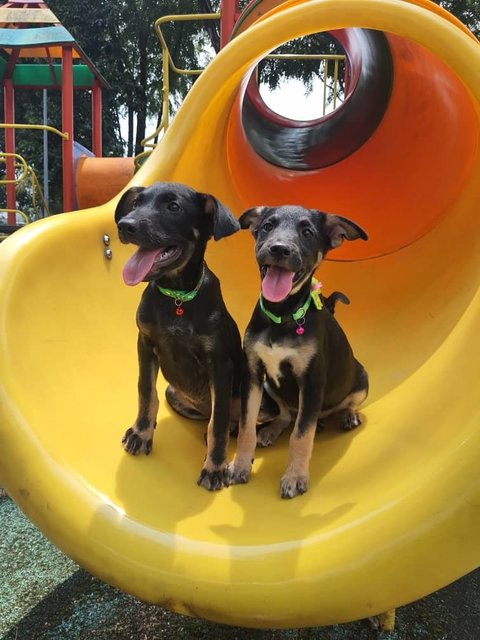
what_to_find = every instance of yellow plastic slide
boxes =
[1,0,479,628]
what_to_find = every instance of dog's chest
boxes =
[253,340,316,385]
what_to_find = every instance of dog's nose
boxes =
[117,218,138,238]
[269,243,291,258]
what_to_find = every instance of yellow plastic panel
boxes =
[1,0,480,628]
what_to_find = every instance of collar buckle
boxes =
[157,265,205,316]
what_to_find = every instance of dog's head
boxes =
[239,205,367,303]
[115,182,239,286]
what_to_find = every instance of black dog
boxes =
[115,181,242,491]
[227,205,369,498]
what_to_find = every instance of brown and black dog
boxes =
[228,205,369,498]
[115,181,242,491]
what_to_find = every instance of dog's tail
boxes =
[322,291,351,315]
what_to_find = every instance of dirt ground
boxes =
[1,494,479,640]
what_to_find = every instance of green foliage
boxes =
[438,0,480,37]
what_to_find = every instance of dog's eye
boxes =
[262,222,274,232]
[167,201,180,212]
[302,227,314,238]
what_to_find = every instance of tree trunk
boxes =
[154,112,162,145]
[134,25,148,156]
[127,105,134,157]
[198,0,221,53]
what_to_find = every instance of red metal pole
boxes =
[220,0,240,49]
[61,45,74,212]
[92,78,102,157]
[3,79,16,225]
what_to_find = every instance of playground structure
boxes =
[0,0,134,227]
[0,0,480,630]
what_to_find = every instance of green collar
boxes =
[157,265,205,316]
[258,278,323,335]
[259,292,312,324]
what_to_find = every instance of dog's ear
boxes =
[114,186,144,223]
[200,194,240,240]
[238,206,268,231]
[318,212,368,249]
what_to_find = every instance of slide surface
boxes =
[1,0,480,628]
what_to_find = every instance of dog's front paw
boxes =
[122,427,153,455]
[280,472,309,499]
[197,465,229,491]
[226,460,251,485]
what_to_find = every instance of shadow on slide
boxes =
[0,0,479,629]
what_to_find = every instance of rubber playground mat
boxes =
[1,493,479,640]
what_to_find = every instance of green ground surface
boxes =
[1,493,479,640]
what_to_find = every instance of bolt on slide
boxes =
[0,0,479,629]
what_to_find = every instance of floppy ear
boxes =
[321,213,368,249]
[114,186,144,223]
[238,206,268,231]
[201,194,240,240]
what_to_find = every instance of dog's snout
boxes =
[117,218,138,238]
[269,243,291,258]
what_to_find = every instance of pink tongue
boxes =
[262,266,294,302]
[123,247,163,286]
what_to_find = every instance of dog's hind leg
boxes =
[165,385,210,420]
[339,362,369,431]
[338,388,367,431]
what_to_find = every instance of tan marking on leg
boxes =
[280,421,317,499]
[228,383,262,484]
[229,396,240,434]
[340,388,368,431]
[319,387,368,419]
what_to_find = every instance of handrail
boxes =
[26,164,49,217]
[133,13,221,168]
[0,152,50,223]
[154,13,221,75]
[0,209,29,224]
[267,54,345,60]
[0,152,28,184]
[0,123,69,140]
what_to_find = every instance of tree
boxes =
[438,0,480,37]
